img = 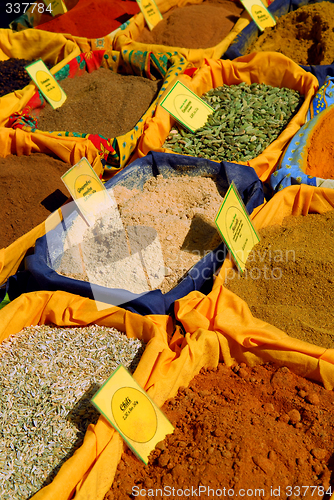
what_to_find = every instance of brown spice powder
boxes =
[0,153,70,249]
[57,175,224,293]
[107,363,333,500]
[224,210,334,349]
[35,69,162,138]
[246,1,334,65]
[136,0,244,49]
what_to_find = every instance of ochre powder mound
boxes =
[106,363,334,500]
[246,1,334,65]
[224,210,334,349]
[136,0,244,49]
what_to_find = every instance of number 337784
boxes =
[6,3,52,14]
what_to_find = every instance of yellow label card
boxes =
[61,157,115,226]
[240,0,276,31]
[42,0,67,16]
[136,0,163,30]
[160,80,213,133]
[91,365,174,464]
[215,182,260,273]
[25,59,66,110]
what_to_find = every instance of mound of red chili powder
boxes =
[36,0,140,38]
[107,363,334,500]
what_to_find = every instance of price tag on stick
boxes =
[215,182,260,273]
[240,0,276,31]
[61,157,115,226]
[160,80,214,133]
[91,365,175,464]
[42,0,67,16]
[25,59,66,110]
[136,0,163,31]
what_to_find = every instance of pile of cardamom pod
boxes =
[163,82,304,163]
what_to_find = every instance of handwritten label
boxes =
[136,0,163,31]
[91,365,174,464]
[160,80,213,133]
[25,59,66,109]
[61,157,115,226]
[215,182,260,273]
[240,0,276,31]
[42,0,67,15]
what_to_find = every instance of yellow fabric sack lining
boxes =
[0,28,81,128]
[0,150,102,285]
[113,0,251,66]
[136,52,318,183]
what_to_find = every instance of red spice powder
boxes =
[36,0,140,38]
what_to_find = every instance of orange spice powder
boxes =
[307,106,334,179]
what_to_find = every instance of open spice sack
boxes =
[23,151,264,316]
[137,51,318,182]
[213,183,334,352]
[223,0,334,62]
[113,0,251,66]
[0,145,102,298]
[2,279,334,498]
[34,0,140,39]
[0,289,174,500]
[5,49,189,172]
[0,28,81,125]
[271,73,334,191]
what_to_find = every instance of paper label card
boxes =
[136,0,163,31]
[25,59,66,110]
[160,80,214,133]
[215,182,260,273]
[91,365,175,464]
[42,0,67,15]
[240,0,276,31]
[61,157,115,226]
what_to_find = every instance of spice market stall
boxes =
[137,51,318,182]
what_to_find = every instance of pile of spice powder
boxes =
[35,68,162,138]
[163,82,303,163]
[0,324,145,500]
[136,0,244,49]
[36,0,140,37]
[246,2,334,65]
[224,210,334,349]
[0,153,70,249]
[56,175,225,294]
[0,58,53,98]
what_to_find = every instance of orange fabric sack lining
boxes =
[136,52,318,182]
